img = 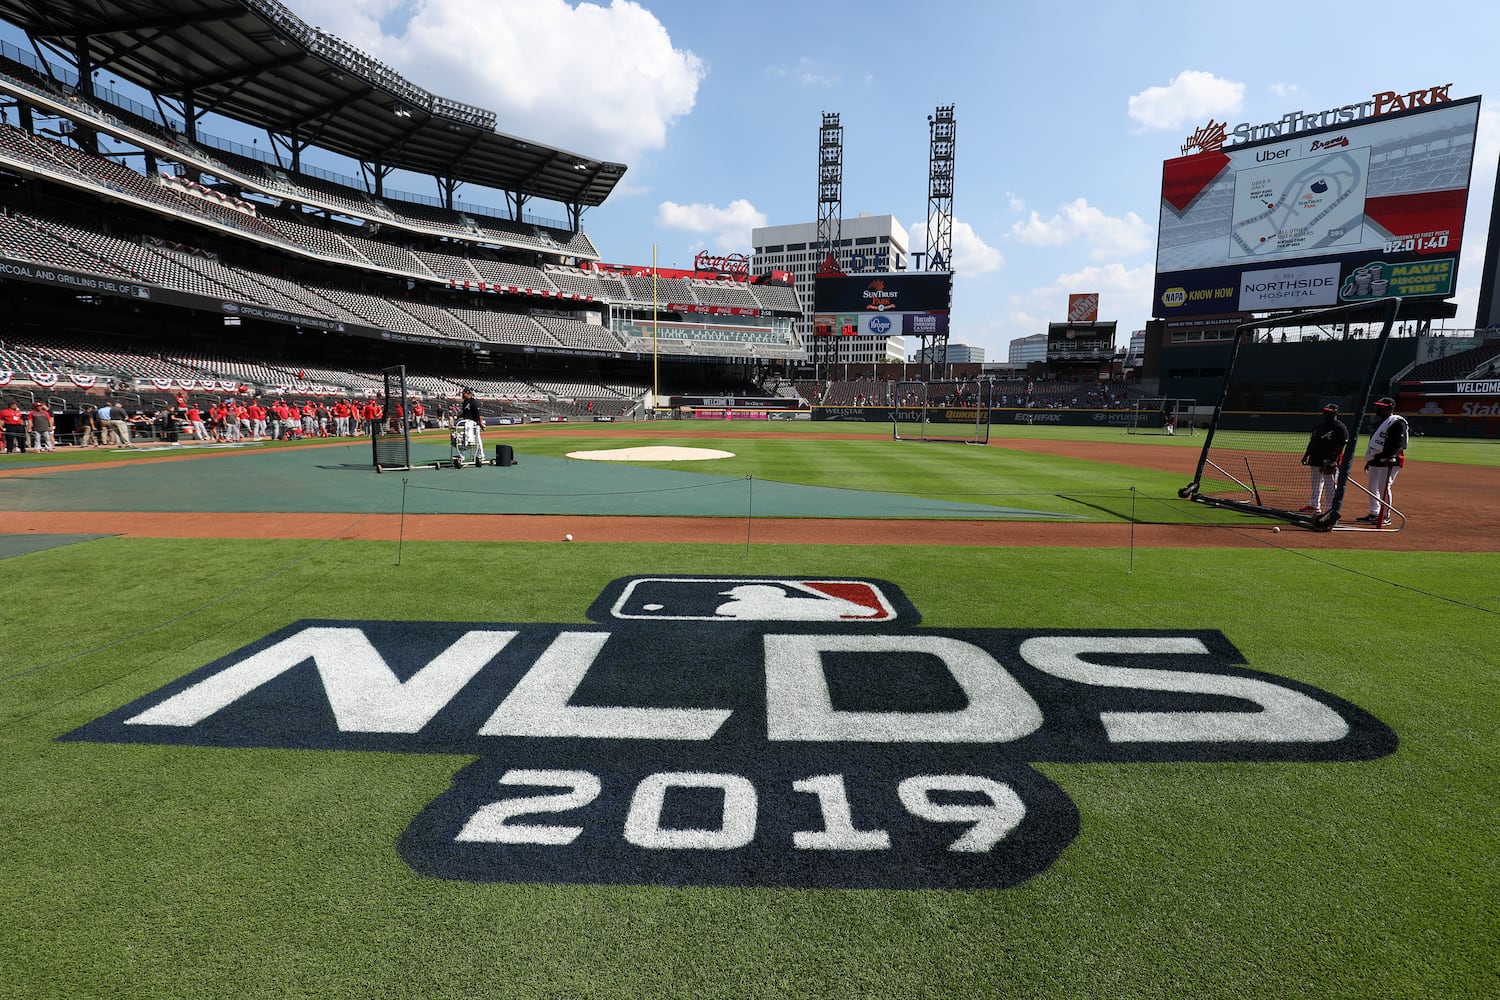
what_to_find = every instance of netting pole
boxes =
[397,478,408,565]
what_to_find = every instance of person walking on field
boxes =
[1299,403,1348,514]
[28,402,55,452]
[458,387,487,466]
[77,408,101,448]
[1356,397,1408,527]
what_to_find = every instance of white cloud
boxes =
[1044,261,1156,303]
[967,263,1155,356]
[656,198,767,249]
[763,57,837,87]
[1127,70,1245,131]
[1033,262,1157,336]
[907,217,1004,274]
[1267,82,1300,99]
[1008,198,1152,259]
[283,0,704,162]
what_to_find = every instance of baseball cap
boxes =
[1321,403,1338,414]
[1375,396,1395,408]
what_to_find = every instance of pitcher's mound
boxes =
[567,446,735,462]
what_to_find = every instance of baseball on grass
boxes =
[564,533,573,541]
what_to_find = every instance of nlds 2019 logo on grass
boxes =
[64,576,1396,890]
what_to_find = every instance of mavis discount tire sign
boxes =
[64,576,1395,890]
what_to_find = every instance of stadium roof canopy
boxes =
[0,0,626,219]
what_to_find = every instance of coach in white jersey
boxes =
[1356,397,1408,527]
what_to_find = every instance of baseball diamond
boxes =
[1,1,1499,997]
[3,421,1498,1000]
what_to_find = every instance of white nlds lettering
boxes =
[126,627,516,733]
[123,626,1348,746]
[1018,636,1350,743]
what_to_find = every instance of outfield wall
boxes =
[810,403,1498,437]
[814,406,1141,428]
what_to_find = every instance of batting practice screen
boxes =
[1179,297,1402,531]
[892,380,992,444]
[372,365,412,471]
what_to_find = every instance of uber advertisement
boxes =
[64,576,1396,891]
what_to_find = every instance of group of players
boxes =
[172,394,420,443]
[1300,396,1409,527]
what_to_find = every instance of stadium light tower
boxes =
[926,105,955,271]
[814,112,844,381]
[920,105,955,379]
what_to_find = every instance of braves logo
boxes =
[63,577,1396,890]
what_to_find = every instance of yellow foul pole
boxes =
[652,243,659,411]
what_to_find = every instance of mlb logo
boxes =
[602,577,903,623]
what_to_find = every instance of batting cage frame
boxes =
[1128,397,1197,436]
[372,365,416,472]
[892,379,993,444]
[1177,297,1403,532]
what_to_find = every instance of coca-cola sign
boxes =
[693,251,750,275]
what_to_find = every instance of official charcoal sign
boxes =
[64,576,1396,890]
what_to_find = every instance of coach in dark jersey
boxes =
[459,388,486,465]
[1299,403,1348,513]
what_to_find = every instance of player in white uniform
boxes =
[1355,397,1407,527]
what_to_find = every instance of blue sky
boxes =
[12,1,1500,358]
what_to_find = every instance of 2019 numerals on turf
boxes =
[457,769,1022,854]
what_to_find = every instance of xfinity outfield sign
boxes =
[64,577,1395,890]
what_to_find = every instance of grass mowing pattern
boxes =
[2,426,1496,997]
[2,535,1497,999]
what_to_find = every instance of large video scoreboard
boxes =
[812,272,953,337]
[1153,93,1480,318]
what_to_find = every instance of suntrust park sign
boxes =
[64,577,1395,889]
[1183,83,1454,152]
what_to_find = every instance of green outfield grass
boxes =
[1,424,1246,523]
[5,418,1497,467]
[2,532,1497,1000]
[2,423,1497,998]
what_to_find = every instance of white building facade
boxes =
[753,214,911,364]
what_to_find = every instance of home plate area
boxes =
[566,446,735,461]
